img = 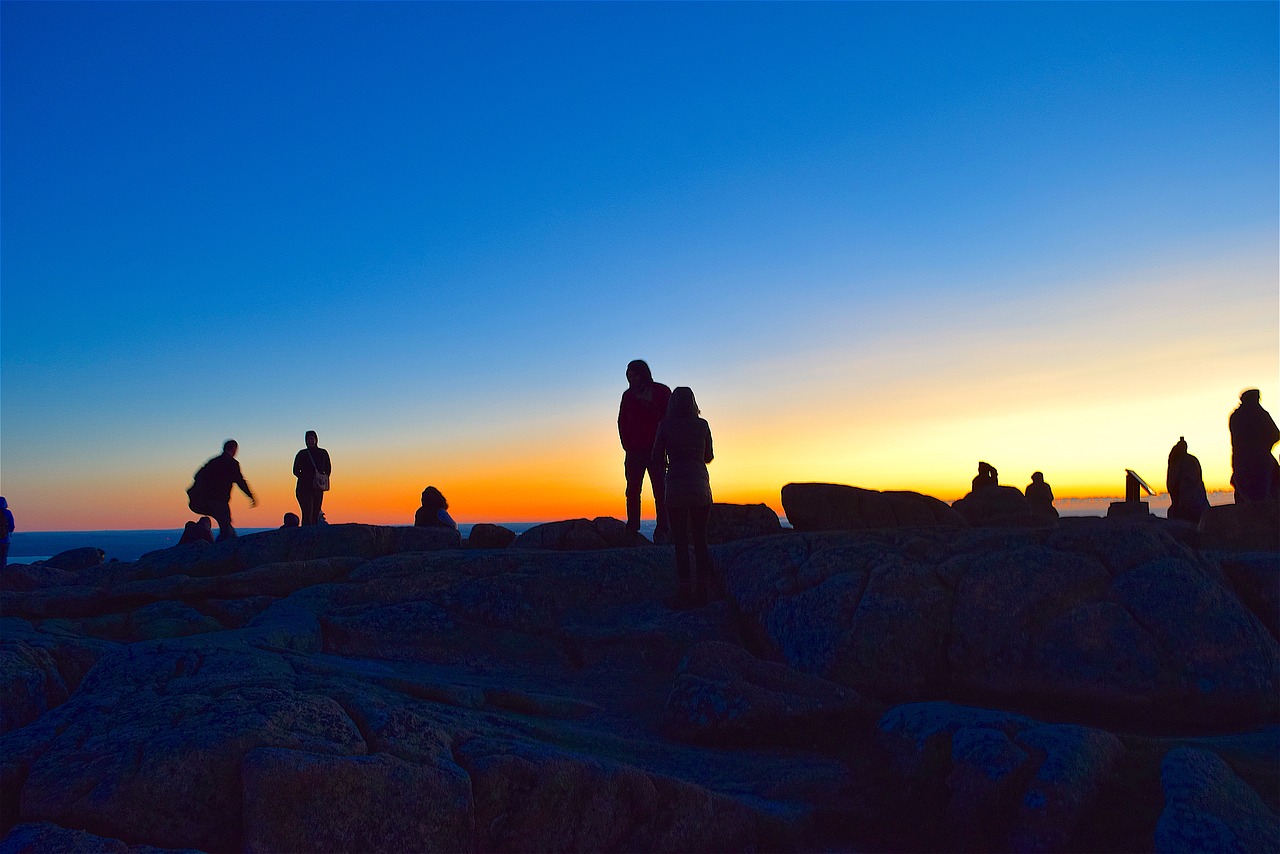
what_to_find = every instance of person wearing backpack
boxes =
[292,430,332,526]
[188,440,257,541]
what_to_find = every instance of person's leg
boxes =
[689,504,713,603]
[649,460,668,542]
[296,485,310,526]
[0,542,8,568]
[211,502,235,541]
[314,489,324,525]
[624,452,647,533]
[668,506,691,602]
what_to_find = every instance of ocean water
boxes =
[6,520,661,564]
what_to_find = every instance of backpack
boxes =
[187,463,213,515]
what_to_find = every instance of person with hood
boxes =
[1166,437,1210,524]
[618,359,672,541]
[292,430,332,526]
[0,497,13,567]
[652,386,715,607]
[1025,472,1058,520]
[1229,389,1280,503]
[187,440,257,541]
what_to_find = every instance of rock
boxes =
[1155,747,1279,853]
[242,748,472,853]
[512,516,644,549]
[781,483,965,531]
[465,523,516,550]
[37,547,105,572]
[1215,552,1280,641]
[0,618,117,734]
[952,485,1041,527]
[663,640,879,746]
[716,527,1280,728]
[879,702,1123,852]
[705,503,783,544]
[1201,500,1280,551]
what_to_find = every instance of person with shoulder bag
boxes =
[292,430,332,526]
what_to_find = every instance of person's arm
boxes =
[321,449,332,476]
[233,463,257,505]
[293,451,306,478]
[5,511,13,535]
[650,422,667,467]
[438,508,457,530]
[703,422,714,464]
[618,393,630,449]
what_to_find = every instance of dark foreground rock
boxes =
[1,522,1275,852]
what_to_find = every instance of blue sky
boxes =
[2,2,1276,530]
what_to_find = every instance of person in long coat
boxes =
[652,386,714,607]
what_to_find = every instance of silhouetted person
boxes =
[653,386,715,607]
[1166,437,1210,524]
[972,461,999,492]
[292,430,332,526]
[1025,472,1058,519]
[0,497,13,568]
[178,516,215,545]
[415,486,457,530]
[1229,389,1280,503]
[619,359,672,541]
[188,440,256,541]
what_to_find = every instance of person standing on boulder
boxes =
[292,430,332,526]
[1229,389,1280,503]
[619,359,672,542]
[652,386,715,607]
[0,497,13,568]
[188,440,256,541]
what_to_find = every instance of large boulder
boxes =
[951,485,1041,527]
[512,517,643,550]
[781,483,965,531]
[465,523,517,550]
[714,524,1280,729]
[705,503,783,543]
[878,702,1124,852]
[1200,499,1280,551]
[37,547,105,572]
[664,641,879,746]
[1155,747,1279,853]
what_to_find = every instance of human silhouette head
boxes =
[421,486,448,512]
[1240,388,1261,404]
[1170,436,1188,459]
[667,386,700,417]
[198,516,212,530]
[1030,471,1044,484]
[626,359,653,389]
[282,512,300,528]
[305,430,318,448]
[223,440,238,457]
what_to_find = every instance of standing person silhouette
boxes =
[652,386,715,607]
[292,430,332,526]
[188,440,257,541]
[1229,389,1280,503]
[0,497,13,568]
[618,359,672,542]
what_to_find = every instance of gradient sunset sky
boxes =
[2,2,1276,532]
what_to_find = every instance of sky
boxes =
[2,1,1276,532]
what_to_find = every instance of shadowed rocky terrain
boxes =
[2,510,1276,852]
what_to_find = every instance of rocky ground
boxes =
[1,506,1277,852]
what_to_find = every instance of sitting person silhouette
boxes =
[281,513,301,529]
[178,516,215,545]
[1025,472,1058,519]
[414,486,458,530]
[972,461,999,491]
[1167,437,1210,524]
